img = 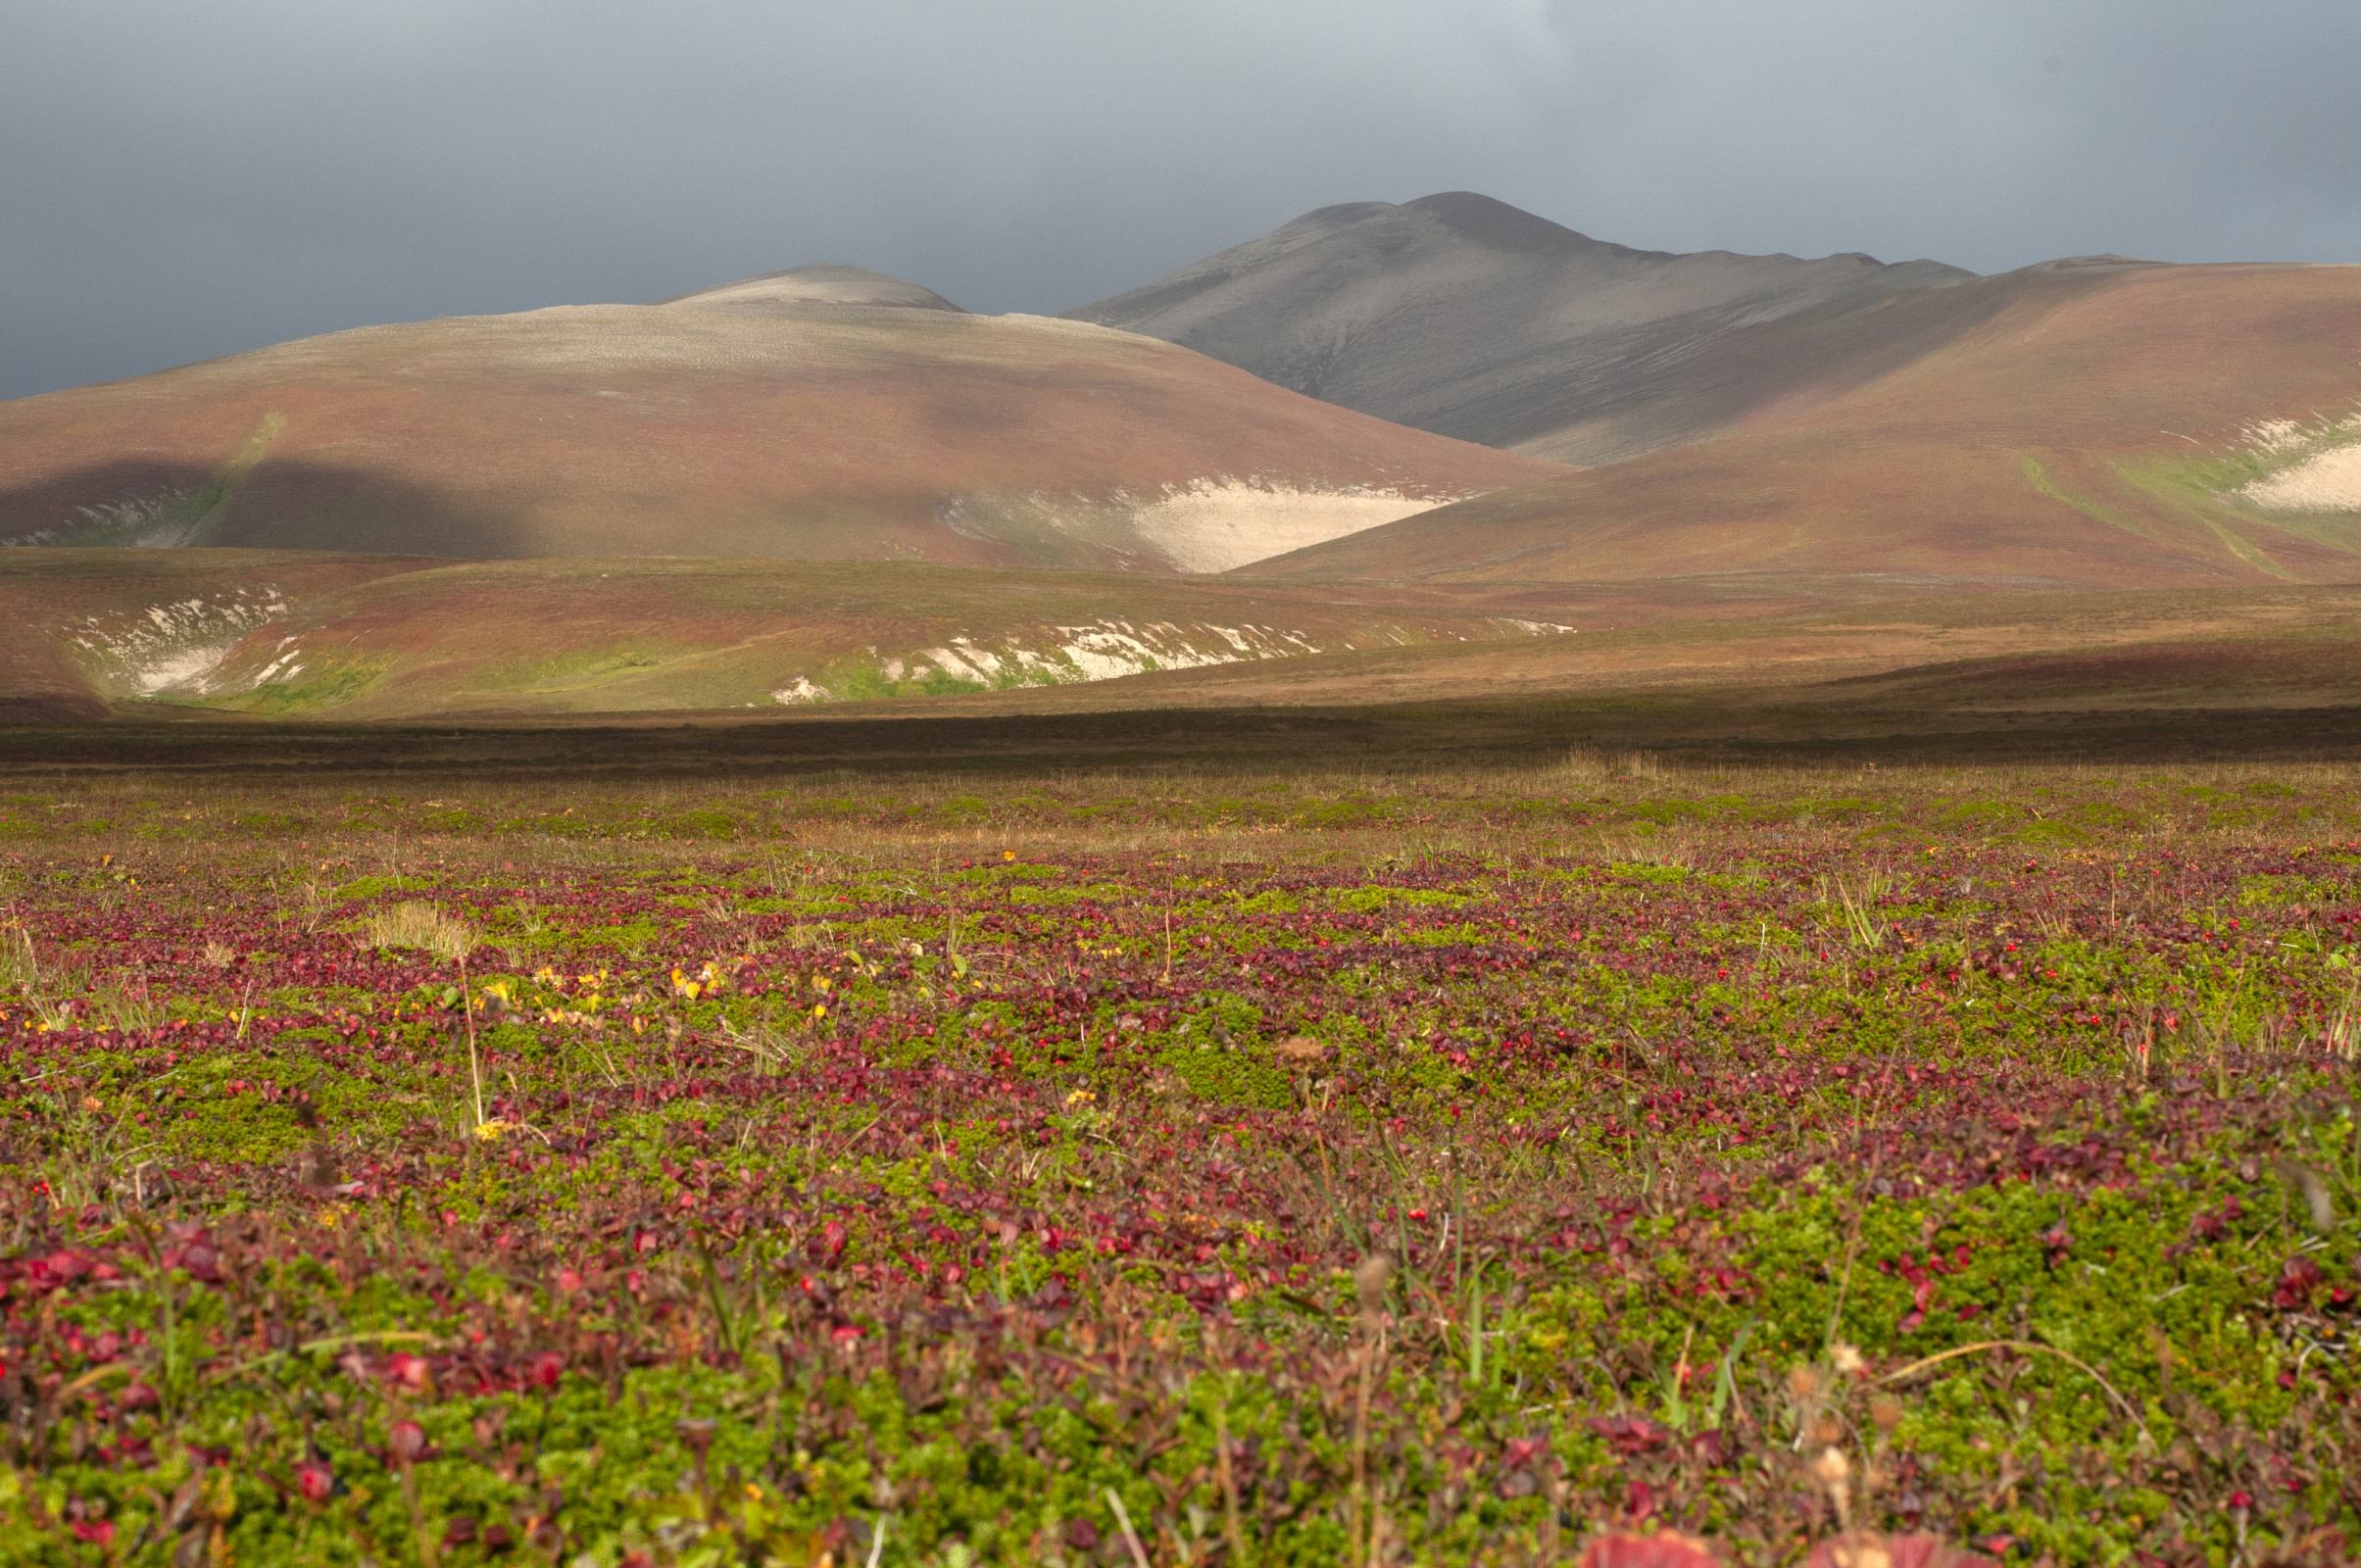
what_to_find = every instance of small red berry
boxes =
[389,1420,429,1464]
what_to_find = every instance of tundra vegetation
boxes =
[0,757,2356,1566]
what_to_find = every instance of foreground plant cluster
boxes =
[1,765,2358,1566]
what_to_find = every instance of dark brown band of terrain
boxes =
[7,693,2361,781]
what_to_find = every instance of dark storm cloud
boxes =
[5,0,2357,401]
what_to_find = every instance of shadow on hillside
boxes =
[1479,272,2024,460]
[0,461,528,558]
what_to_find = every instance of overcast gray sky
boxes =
[4,0,2356,401]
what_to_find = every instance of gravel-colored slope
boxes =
[1066,191,1972,464]
[0,280,1566,571]
[1237,261,2361,590]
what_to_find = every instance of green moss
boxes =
[653,808,741,841]
[1156,1045,1293,1110]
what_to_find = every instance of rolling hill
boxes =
[0,266,1565,574]
[0,550,1587,721]
[1238,259,2361,590]
[1065,191,1973,465]
[16,545,2361,761]
[10,205,2361,736]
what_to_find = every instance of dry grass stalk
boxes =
[1831,873,1892,950]
[294,879,336,934]
[719,1017,799,1071]
[1350,1251,1393,1568]
[365,901,480,961]
[1213,1407,1250,1567]
[1565,747,1666,783]
[1599,829,1697,868]
[0,925,35,990]
[2328,975,2361,1061]
[1102,1488,1151,1568]
[362,902,487,1126]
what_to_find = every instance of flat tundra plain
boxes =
[1,760,2357,1565]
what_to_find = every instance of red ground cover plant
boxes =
[0,765,2355,1564]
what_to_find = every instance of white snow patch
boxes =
[1052,620,1264,679]
[768,617,1573,707]
[2240,443,2361,512]
[68,587,295,695]
[1136,480,1452,573]
[137,645,234,692]
[2241,418,2310,455]
[920,640,1009,683]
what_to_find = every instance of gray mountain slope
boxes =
[1066,192,1974,466]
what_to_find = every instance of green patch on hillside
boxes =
[2019,454,2162,545]
[214,655,393,714]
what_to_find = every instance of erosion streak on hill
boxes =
[0,270,1565,573]
[1067,191,1972,464]
[1238,262,2361,589]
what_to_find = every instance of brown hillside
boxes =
[0,285,1565,573]
[1237,262,2361,588]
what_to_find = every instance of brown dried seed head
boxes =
[1810,1414,1846,1447]
[2274,1156,2336,1233]
[1787,1365,1823,1401]
[1353,1253,1394,1328]
[1810,1444,1855,1530]
[1868,1395,1904,1433]
[1274,1035,1333,1065]
[1827,1531,1894,1568]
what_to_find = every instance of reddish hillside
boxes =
[0,272,1566,574]
[1239,261,2361,589]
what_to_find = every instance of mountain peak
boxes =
[657,265,966,313]
[1396,190,1613,254]
[1065,192,1974,464]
